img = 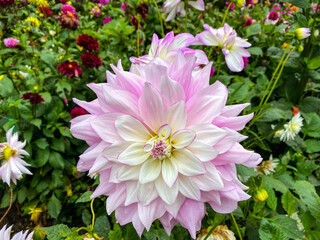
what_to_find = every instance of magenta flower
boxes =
[164,0,204,21]
[195,23,251,72]
[70,51,261,237]
[130,31,208,66]
[103,17,112,25]
[226,2,235,11]
[272,3,281,10]
[243,18,253,27]
[99,0,109,5]
[120,2,126,10]
[4,37,20,48]
[61,4,76,14]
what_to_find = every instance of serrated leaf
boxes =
[35,138,49,149]
[305,139,320,153]
[307,56,320,70]
[281,191,296,216]
[35,149,50,167]
[30,119,42,129]
[49,151,65,169]
[262,175,289,193]
[76,191,93,204]
[246,23,261,36]
[273,215,304,239]
[297,161,319,175]
[48,194,62,219]
[95,215,111,238]
[108,224,124,240]
[264,184,277,211]
[259,219,286,240]
[41,224,71,240]
[248,47,263,56]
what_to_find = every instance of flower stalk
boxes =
[221,2,232,26]
[0,185,13,223]
[152,0,165,37]
[230,213,243,240]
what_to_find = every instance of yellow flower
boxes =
[33,86,38,91]
[66,1,72,4]
[0,75,4,81]
[28,207,43,223]
[253,189,269,202]
[27,0,49,6]
[25,17,41,30]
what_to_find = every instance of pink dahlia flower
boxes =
[61,4,76,14]
[0,225,33,240]
[195,23,251,72]
[4,37,20,48]
[103,17,112,25]
[130,31,208,66]
[0,127,32,185]
[164,0,204,21]
[70,50,261,238]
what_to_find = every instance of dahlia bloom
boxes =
[76,34,99,52]
[81,52,102,68]
[60,11,79,30]
[99,0,109,5]
[38,6,51,17]
[92,6,101,17]
[21,92,44,105]
[70,107,88,119]
[58,60,82,77]
[295,28,310,40]
[243,18,253,27]
[0,128,32,185]
[71,51,261,237]
[280,113,303,141]
[164,0,204,21]
[61,4,76,14]
[120,2,126,10]
[4,37,20,48]
[0,225,33,240]
[0,0,14,8]
[195,23,251,72]
[130,32,208,66]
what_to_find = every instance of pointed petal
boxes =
[118,143,150,166]
[187,140,219,162]
[171,149,205,176]
[171,129,196,149]
[155,176,179,205]
[91,113,122,143]
[178,176,200,200]
[137,182,158,205]
[139,159,161,184]
[162,158,178,187]
[164,101,187,133]
[160,76,185,110]
[188,124,227,146]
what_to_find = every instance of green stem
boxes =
[90,199,96,230]
[152,0,164,37]
[215,53,222,79]
[221,2,232,27]
[184,0,188,32]
[230,213,243,240]
[203,226,216,240]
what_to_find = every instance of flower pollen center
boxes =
[150,140,169,160]
[3,146,17,161]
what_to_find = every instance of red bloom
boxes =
[243,18,253,27]
[81,52,102,69]
[130,15,138,29]
[137,2,148,20]
[292,106,299,116]
[39,6,51,17]
[60,0,67,3]
[70,107,88,119]
[21,93,44,105]
[58,60,82,77]
[76,34,99,52]
[0,0,14,8]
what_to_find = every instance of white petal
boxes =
[115,115,152,142]
[118,143,150,165]
[171,129,196,149]
[164,101,187,133]
[162,158,178,187]
[103,141,133,162]
[178,176,200,200]
[155,176,179,205]
[118,165,141,181]
[187,141,219,162]
[139,159,161,184]
[171,149,205,176]
[158,124,172,140]
[138,182,158,205]
[188,124,227,146]
[125,181,138,206]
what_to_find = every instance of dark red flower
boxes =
[130,15,138,29]
[60,0,67,3]
[38,6,51,17]
[70,107,88,119]
[137,2,148,20]
[60,12,79,30]
[58,60,82,77]
[243,18,253,27]
[0,0,14,8]
[21,93,44,105]
[76,34,99,52]
[268,11,279,21]
[81,52,102,69]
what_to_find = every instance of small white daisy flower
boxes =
[280,113,303,141]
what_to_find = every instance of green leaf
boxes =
[281,191,296,216]
[35,149,50,167]
[273,215,304,239]
[280,0,310,8]
[307,56,320,70]
[302,112,320,138]
[49,151,65,169]
[262,175,289,193]
[298,97,320,114]
[248,47,263,56]
[35,138,49,149]
[48,194,62,219]
[58,127,72,138]
[258,108,287,122]
[144,229,170,240]
[75,191,93,204]
[95,215,111,238]
[30,119,42,129]
[41,224,71,240]
[264,184,277,211]
[295,180,320,219]
[0,76,14,97]
[246,23,261,36]
[108,224,124,240]
[82,208,91,225]
[4,57,13,68]
[51,138,65,152]
[259,219,286,240]
[305,139,320,153]
[18,186,28,204]
[297,161,319,175]
[307,231,320,240]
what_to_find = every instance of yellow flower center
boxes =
[68,64,73,68]
[67,12,73,17]
[3,146,17,161]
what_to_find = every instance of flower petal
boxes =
[118,143,150,165]
[178,176,200,200]
[155,176,179,205]
[162,158,178,188]
[171,149,205,176]
[188,124,226,146]
[171,129,196,149]
[115,115,152,142]
[160,76,185,110]
[164,101,187,133]
[158,124,172,139]
[118,165,141,181]
[103,141,133,162]
[139,159,161,184]
[138,182,158,205]
[91,113,122,143]
[187,140,219,162]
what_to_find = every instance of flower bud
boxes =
[298,45,304,52]
[295,28,311,40]
[314,29,319,38]
[236,0,245,8]
[254,189,268,202]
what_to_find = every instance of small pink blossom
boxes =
[92,6,101,17]
[243,18,253,27]
[99,0,109,5]
[272,3,281,10]
[103,17,113,25]
[226,2,235,11]
[4,37,20,48]
[120,2,126,10]
[61,4,76,14]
